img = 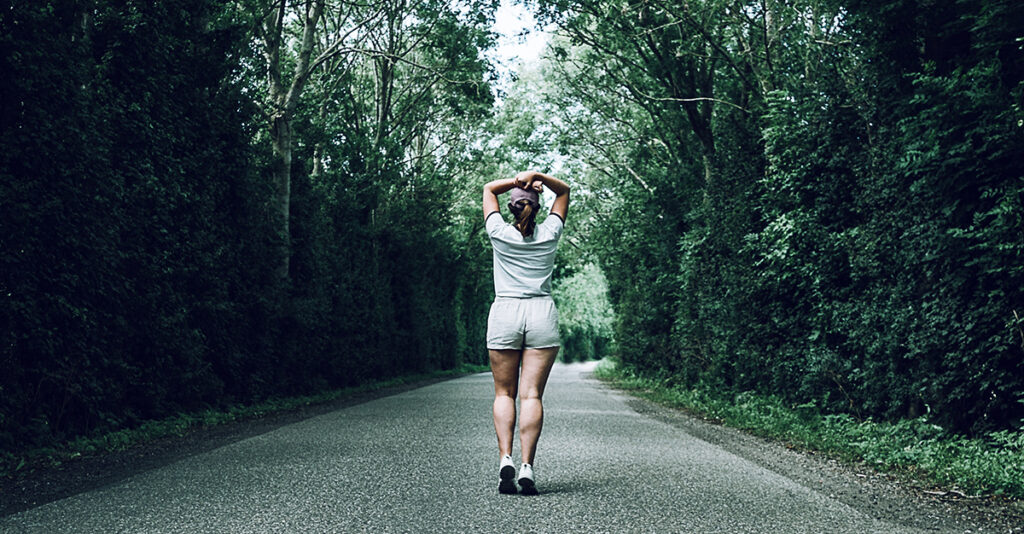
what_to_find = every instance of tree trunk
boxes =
[311,99,329,179]
[257,0,326,283]
[271,113,292,281]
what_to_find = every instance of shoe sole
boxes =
[499,465,517,494]
[498,479,517,494]
[518,477,538,496]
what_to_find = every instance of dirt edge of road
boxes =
[598,378,1023,534]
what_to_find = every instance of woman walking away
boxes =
[482,170,570,496]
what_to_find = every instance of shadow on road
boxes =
[0,374,462,517]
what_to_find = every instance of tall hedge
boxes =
[0,1,494,456]
[542,0,1024,433]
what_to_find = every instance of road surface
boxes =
[0,361,1010,533]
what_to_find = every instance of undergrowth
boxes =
[593,359,1024,499]
[0,363,489,478]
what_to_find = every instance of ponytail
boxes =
[514,203,537,237]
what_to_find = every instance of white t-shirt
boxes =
[485,211,564,297]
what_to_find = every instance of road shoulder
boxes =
[596,378,1024,534]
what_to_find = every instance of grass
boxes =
[593,359,1024,500]
[1,363,490,478]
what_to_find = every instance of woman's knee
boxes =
[519,347,557,398]
[519,389,543,402]
[494,387,518,400]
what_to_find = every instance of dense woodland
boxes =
[1,0,1022,458]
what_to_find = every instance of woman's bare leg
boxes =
[518,347,558,465]
[489,349,521,458]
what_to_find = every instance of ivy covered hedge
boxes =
[540,0,1024,434]
[0,1,496,456]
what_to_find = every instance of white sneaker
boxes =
[498,455,516,494]
[518,463,537,495]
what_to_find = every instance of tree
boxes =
[248,0,386,281]
[536,0,1024,432]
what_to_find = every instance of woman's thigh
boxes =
[489,349,522,397]
[519,347,558,399]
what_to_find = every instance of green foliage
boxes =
[553,263,614,361]
[4,0,1022,473]
[2,0,268,451]
[541,0,1024,435]
[0,0,499,457]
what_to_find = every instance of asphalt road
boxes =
[0,361,1009,533]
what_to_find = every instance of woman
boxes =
[482,170,570,496]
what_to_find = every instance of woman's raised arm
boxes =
[483,178,517,219]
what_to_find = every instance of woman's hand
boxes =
[514,171,537,190]
[514,171,544,193]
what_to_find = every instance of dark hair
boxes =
[512,201,537,237]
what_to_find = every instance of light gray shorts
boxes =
[486,296,561,350]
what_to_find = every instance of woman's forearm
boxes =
[484,177,518,195]
[483,178,517,218]
[533,173,569,196]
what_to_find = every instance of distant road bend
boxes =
[0,361,1011,533]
